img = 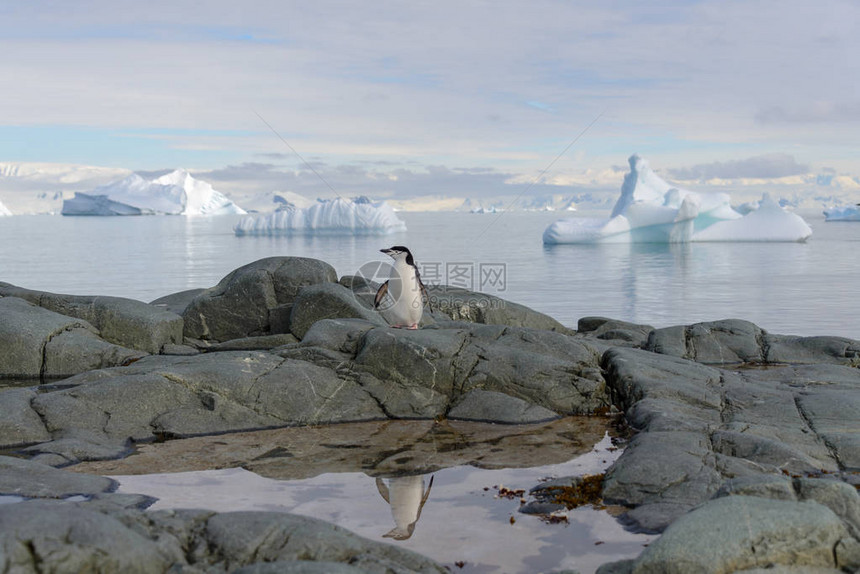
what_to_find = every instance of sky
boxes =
[1,0,858,201]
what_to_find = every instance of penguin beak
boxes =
[380,248,394,256]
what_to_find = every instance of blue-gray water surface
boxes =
[0,209,857,338]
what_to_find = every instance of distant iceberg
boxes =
[234,197,407,236]
[824,205,860,222]
[543,155,812,244]
[62,169,246,216]
[0,199,11,216]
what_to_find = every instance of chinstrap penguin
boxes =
[375,475,434,540]
[374,246,432,329]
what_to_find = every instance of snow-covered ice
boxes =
[234,197,407,236]
[0,199,11,216]
[824,205,860,222]
[543,155,812,244]
[61,169,246,216]
[693,194,813,242]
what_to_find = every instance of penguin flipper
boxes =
[416,475,434,520]
[374,280,390,309]
[419,279,433,312]
[375,477,391,503]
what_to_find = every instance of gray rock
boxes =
[0,456,115,498]
[0,500,170,574]
[765,333,860,365]
[795,387,860,469]
[352,328,463,418]
[713,475,797,501]
[42,326,149,378]
[602,431,722,532]
[643,317,860,366]
[0,296,146,379]
[290,282,385,339]
[602,347,723,414]
[182,256,337,342]
[448,389,560,423]
[160,343,200,355]
[299,318,379,354]
[30,350,386,443]
[233,562,369,574]
[0,281,184,354]
[646,319,764,364]
[246,358,387,425]
[596,560,636,574]
[427,284,567,331]
[710,428,834,475]
[793,478,860,537]
[601,344,859,532]
[734,568,843,574]
[0,388,51,447]
[352,324,607,419]
[150,288,207,315]
[576,316,654,347]
[204,511,446,573]
[208,333,299,351]
[836,537,860,572]
[21,437,132,467]
[628,496,847,573]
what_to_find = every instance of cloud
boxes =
[1,1,859,178]
[193,160,615,201]
[667,154,810,181]
[756,101,860,124]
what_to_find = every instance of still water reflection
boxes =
[75,418,654,574]
[376,474,434,540]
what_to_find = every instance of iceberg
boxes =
[234,197,407,236]
[824,205,860,222]
[61,169,246,216]
[0,199,11,216]
[543,155,812,244]
[693,194,812,242]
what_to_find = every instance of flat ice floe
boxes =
[0,199,11,216]
[62,169,246,216]
[543,155,812,244]
[824,205,860,222]
[234,197,407,236]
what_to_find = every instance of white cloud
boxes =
[667,154,809,180]
[1,1,859,185]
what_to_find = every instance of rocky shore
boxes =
[1,256,859,573]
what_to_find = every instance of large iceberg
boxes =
[824,205,860,222]
[62,169,246,216]
[0,199,11,216]
[543,155,812,244]
[234,197,407,236]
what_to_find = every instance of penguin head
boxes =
[381,245,415,266]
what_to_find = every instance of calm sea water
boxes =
[1,209,858,338]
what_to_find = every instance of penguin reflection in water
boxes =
[375,475,435,540]
[374,246,433,329]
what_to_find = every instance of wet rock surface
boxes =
[71,417,611,478]
[181,256,338,342]
[2,257,860,573]
[0,499,446,574]
[600,346,860,533]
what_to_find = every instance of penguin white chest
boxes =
[382,261,424,327]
